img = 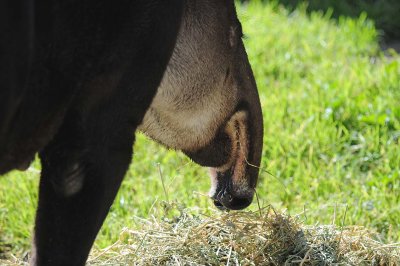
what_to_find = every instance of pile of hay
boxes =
[87,205,399,265]
[1,204,398,265]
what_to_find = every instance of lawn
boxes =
[1,0,399,259]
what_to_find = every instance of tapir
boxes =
[0,0,263,265]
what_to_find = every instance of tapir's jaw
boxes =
[207,111,255,210]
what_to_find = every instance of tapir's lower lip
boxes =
[213,199,228,210]
[212,192,253,210]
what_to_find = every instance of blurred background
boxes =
[243,0,400,42]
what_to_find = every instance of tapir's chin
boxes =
[208,111,255,210]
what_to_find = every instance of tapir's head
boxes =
[139,0,263,210]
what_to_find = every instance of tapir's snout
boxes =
[206,105,261,211]
[211,170,254,210]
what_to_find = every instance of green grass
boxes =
[276,0,400,39]
[1,1,399,258]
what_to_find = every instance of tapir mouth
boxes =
[209,168,254,210]
[208,111,255,210]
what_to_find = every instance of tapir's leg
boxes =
[31,110,136,266]
[30,2,183,264]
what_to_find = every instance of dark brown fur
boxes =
[0,1,263,265]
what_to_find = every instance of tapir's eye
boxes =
[229,23,244,48]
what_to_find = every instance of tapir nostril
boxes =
[225,193,233,203]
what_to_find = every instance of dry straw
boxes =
[87,203,399,266]
[1,203,399,265]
